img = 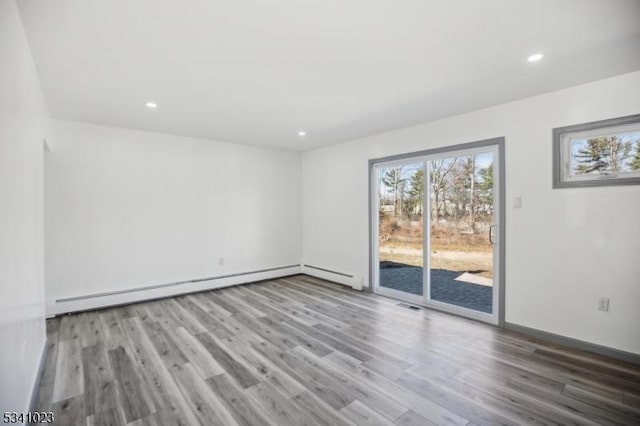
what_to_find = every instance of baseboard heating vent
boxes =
[55,264,301,303]
[303,264,353,278]
[398,302,421,311]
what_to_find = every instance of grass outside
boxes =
[379,218,493,278]
[379,245,492,278]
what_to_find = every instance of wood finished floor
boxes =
[36,275,640,426]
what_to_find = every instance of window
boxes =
[553,114,640,188]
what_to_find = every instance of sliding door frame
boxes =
[368,137,506,327]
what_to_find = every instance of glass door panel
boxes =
[377,162,424,297]
[428,152,495,313]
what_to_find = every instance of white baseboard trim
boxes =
[49,264,301,316]
[301,264,363,290]
[26,338,47,419]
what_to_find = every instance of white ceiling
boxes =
[18,0,640,150]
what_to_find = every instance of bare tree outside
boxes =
[378,153,494,279]
[571,133,640,176]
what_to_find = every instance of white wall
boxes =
[45,120,301,314]
[0,0,49,414]
[302,71,640,355]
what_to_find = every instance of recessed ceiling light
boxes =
[145,101,158,108]
[298,131,307,137]
[527,53,544,62]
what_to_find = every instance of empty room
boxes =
[2,0,640,425]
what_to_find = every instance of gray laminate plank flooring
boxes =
[37,275,640,425]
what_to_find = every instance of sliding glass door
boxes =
[371,140,503,324]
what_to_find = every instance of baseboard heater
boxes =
[51,264,301,316]
[301,264,362,290]
[302,264,353,278]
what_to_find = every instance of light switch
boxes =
[513,196,522,208]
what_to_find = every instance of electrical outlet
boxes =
[219,257,225,266]
[513,196,522,209]
[598,297,609,311]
